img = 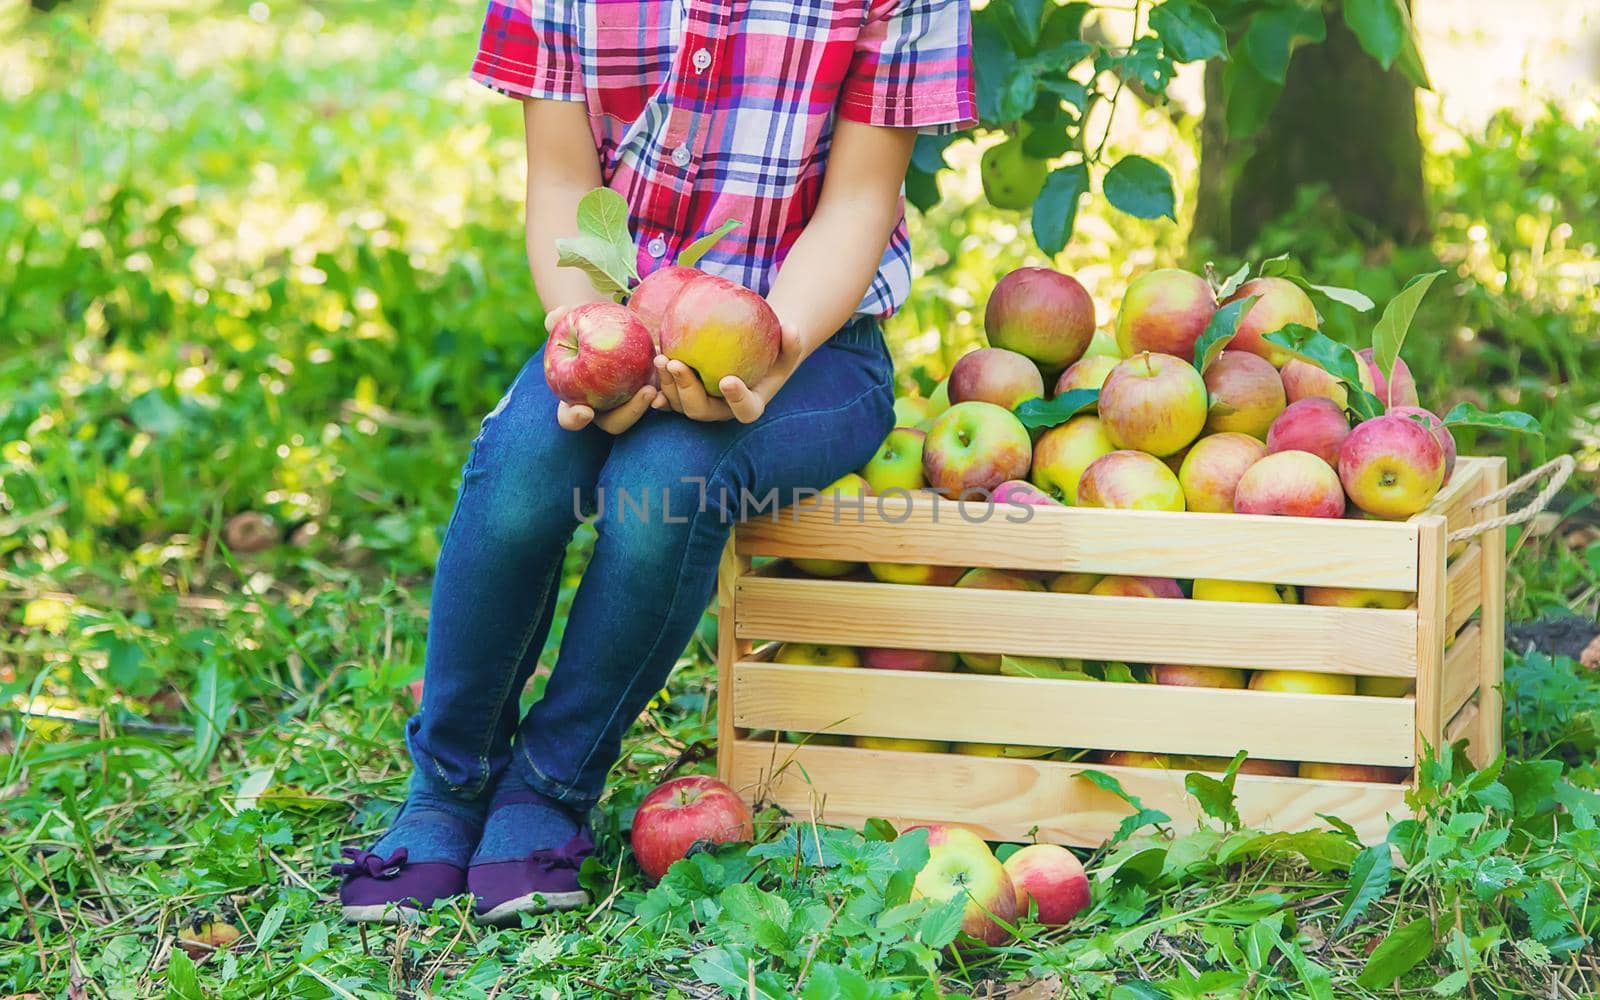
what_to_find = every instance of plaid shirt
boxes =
[471,0,975,317]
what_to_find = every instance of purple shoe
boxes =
[332,847,467,924]
[468,831,594,925]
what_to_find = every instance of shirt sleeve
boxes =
[838,0,977,134]
[470,0,585,101]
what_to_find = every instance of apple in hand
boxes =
[923,402,1033,498]
[1098,353,1209,457]
[1221,276,1319,367]
[1203,351,1286,438]
[948,348,1046,410]
[863,427,927,494]
[1356,348,1420,408]
[1266,398,1351,467]
[626,264,701,337]
[658,272,782,396]
[955,568,1046,673]
[1152,664,1249,689]
[791,473,870,577]
[773,643,860,668]
[1233,450,1347,518]
[1192,579,1299,604]
[1054,355,1120,394]
[1249,670,1357,695]
[1004,844,1091,926]
[985,267,1097,369]
[1115,268,1217,359]
[1338,414,1446,519]
[907,825,1018,946]
[1077,450,1187,512]
[543,303,656,410]
[1387,405,1457,483]
[631,775,754,882]
[1280,358,1349,407]
[1178,432,1267,513]
[862,648,959,672]
[1030,415,1115,505]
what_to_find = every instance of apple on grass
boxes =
[1248,670,1358,696]
[947,348,1046,410]
[1089,576,1185,599]
[1280,358,1348,407]
[1077,450,1187,512]
[790,473,869,577]
[954,568,1046,673]
[1356,348,1420,408]
[1054,355,1120,394]
[1203,351,1286,438]
[1030,415,1115,505]
[1152,663,1249,689]
[1338,414,1446,519]
[773,643,859,668]
[862,647,959,672]
[855,735,951,753]
[1115,268,1217,359]
[1266,397,1352,467]
[1298,762,1411,783]
[1233,450,1347,518]
[1221,276,1319,367]
[1192,579,1299,604]
[907,825,1017,946]
[1004,844,1090,926]
[863,427,927,494]
[630,775,755,882]
[543,303,656,411]
[1097,352,1208,457]
[923,402,1033,498]
[658,272,782,396]
[1178,432,1267,513]
[985,267,1097,369]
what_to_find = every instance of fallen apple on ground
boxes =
[1077,450,1187,511]
[1004,844,1091,926]
[1339,413,1446,518]
[658,272,782,396]
[984,266,1097,369]
[543,302,656,410]
[907,825,1018,946]
[631,775,754,882]
[773,643,860,668]
[923,402,1034,498]
[1097,352,1208,457]
[1233,450,1347,518]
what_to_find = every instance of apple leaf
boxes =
[1102,155,1176,222]
[1014,388,1099,431]
[1148,0,1227,62]
[1345,386,1388,423]
[1263,324,1363,385]
[677,218,742,269]
[1334,843,1393,934]
[554,188,640,299]
[1031,162,1090,256]
[1370,269,1446,388]
[1309,282,1376,312]
[1213,261,1251,300]
[1258,254,1374,312]
[1356,917,1436,989]
[1000,655,1095,681]
[1441,402,1544,436]
[1193,294,1258,372]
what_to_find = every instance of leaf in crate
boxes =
[677,219,742,269]
[1014,388,1099,431]
[1213,261,1251,300]
[1333,843,1393,933]
[1000,655,1094,681]
[1263,324,1363,385]
[1440,402,1543,436]
[1192,294,1258,372]
[1369,269,1445,388]
[1102,155,1176,221]
[1355,916,1436,989]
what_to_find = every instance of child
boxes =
[333,0,974,924]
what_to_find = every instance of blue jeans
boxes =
[407,317,894,812]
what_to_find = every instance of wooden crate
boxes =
[714,456,1509,846]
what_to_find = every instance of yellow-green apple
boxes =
[948,347,1046,410]
[630,775,754,882]
[1266,397,1351,467]
[894,396,933,427]
[855,735,951,753]
[1233,450,1347,518]
[784,731,851,746]
[907,825,1018,946]
[1388,405,1457,483]
[1178,432,1268,513]
[927,378,951,417]
[543,303,657,410]
[773,643,860,668]
[1084,329,1123,360]
[923,402,1033,498]
[862,647,959,672]
[1303,586,1413,609]
[863,427,927,494]
[984,266,1097,369]
[1356,348,1420,407]
[955,568,1046,673]
[1048,572,1103,594]
[992,479,1059,507]
[1115,268,1217,358]
[868,562,966,586]
[1192,579,1299,604]
[1053,354,1120,394]
[1280,358,1349,407]
[1338,414,1446,518]
[1030,415,1115,505]
[952,742,1057,758]
[1152,663,1249,688]
[626,264,701,339]
[1203,351,1286,438]
[1077,450,1187,511]
[1297,762,1410,783]
[791,473,869,577]
[659,273,781,396]
[1356,676,1415,697]
[1098,353,1209,456]
[1004,844,1090,925]
[1089,575,1185,599]
[1248,670,1357,695]
[1221,276,1319,367]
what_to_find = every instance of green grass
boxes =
[3,1,1600,996]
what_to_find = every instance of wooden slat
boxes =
[731,662,1415,766]
[1445,541,1483,636]
[1441,622,1482,725]
[1413,516,1450,767]
[735,576,1418,677]
[727,741,1408,847]
[715,542,752,785]
[1445,699,1481,759]
[737,500,1421,590]
[1477,458,1508,765]
[1429,457,1492,541]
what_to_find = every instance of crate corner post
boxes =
[715,539,752,788]
[1476,457,1509,766]
[1413,513,1450,776]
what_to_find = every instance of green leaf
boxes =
[1432,969,1471,997]
[1193,294,1258,372]
[1356,917,1436,989]
[911,132,957,173]
[1334,844,1393,933]
[1343,0,1409,69]
[919,896,968,949]
[1307,282,1376,312]
[1031,162,1090,255]
[1010,0,1047,47]
[1263,324,1364,385]
[972,12,1021,121]
[1014,388,1099,431]
[1214,262,1250,300]
[1185,767,1240,830]
[1472,855,1525,902]
[1517,881,1580,943]
[1241,6,1325,84]
[1394,29,1431,90]
[1111,983,1171,1000]
[1102,155,1176,221]
[1370,269,1445,392]
[677,219,741,269]
[554,187,640,298]
[1440,402,1544,436]
[905,166,942,213]
[1149,0,1227,62]
[166,950,204,1000]
[1222,55,1282,138]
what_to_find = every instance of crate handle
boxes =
[1448,455,1576,543]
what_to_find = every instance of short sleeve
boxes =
[838,0,977,134]
[470,0,585,101]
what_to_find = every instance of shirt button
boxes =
[671,144,691,167]
[647,236,668,259]
[691,47,711,72]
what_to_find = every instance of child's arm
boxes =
[655,118,918,423]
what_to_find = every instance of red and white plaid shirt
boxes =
[471,0,975,317]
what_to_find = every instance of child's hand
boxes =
[544,304,659,434]
[652,325,804,424]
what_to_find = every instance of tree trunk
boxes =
[1193,12,1428,253]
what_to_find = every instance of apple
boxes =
[1338,414,1446,519]
[1203,351,1286,438]
[992,479,1059,506]
[1221,276,1319,367]
[894,396,933,427]
[1280,358,1349,407]
[1192,579,1299,604]
[1152,663,1249,689]
[791,473,870,577]
[1237,758,1299,777]
[1098,353,1209,457]
[542,303,656,410]
[948,347,1046,410]
[955,568,1046,673]
[1387,405,1457,483]
[868,562,966,586]
[1077,450,1187,511]
[907,825,1017,946]
[863,427,927,494]
[855,735,951,753]
[952,742,1057,758]
[1355,348,1420,408]
[1178,432,1268,513]
[927,378,951,417]
[626,264,701,337]
[1356,676,1415,697]
[1004,844,1090,926]
[1233,450,1347,518]
[784,731,851,747]
[923,402,1033,498]
[1266,398,1351,467]
[1083,329,1122,360]
[773,643,860,668]
[1029,415,1115,505]
[1303,587,1413,609]
[1248,670,1358,696]
[1297,762,1410,783]
[984,267,1097,369]
[407,678,424,707]
[1048,572,1103,594]
[1089,575,1185,599]
[1114,268,1217,359]
[631,775,755,882]
[1053,354,1120,394]
[659,273,782,396]
[862,648,959,672]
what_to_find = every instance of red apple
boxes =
[543,303,656,410]
[1178,432,1268,513]
[659,273,782,397]
[1152,663,1249,688]
[985,267,1097,369]
[1004,844,1090,926]
[631,775,754,882]
[1098,353,1208,457]
[1356,348,1420,408]
[1221,276,1319,367]
[1266,397,1352,467]
[923,402,1033,498]
[861,648,959,672]
[1029,415,1115,505]
[1297,762,1411,783]
[1077,450,1187,511]
[1054,355,1120,395]
[1387,405,1457,483]
[1088,575,1185,599]
[948,348,1046,410]
[1203,351,1286,438]
[907,825,1018,946]
[1338,414,1446,518]
[1280,358,1349,407]
[992,479,1059,506]
[627,264,701,338]
[1233,451,1347,518]
[407,678,424,707]
[1114,268,1217,359]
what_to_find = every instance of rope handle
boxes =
[1448,455,1576,543]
